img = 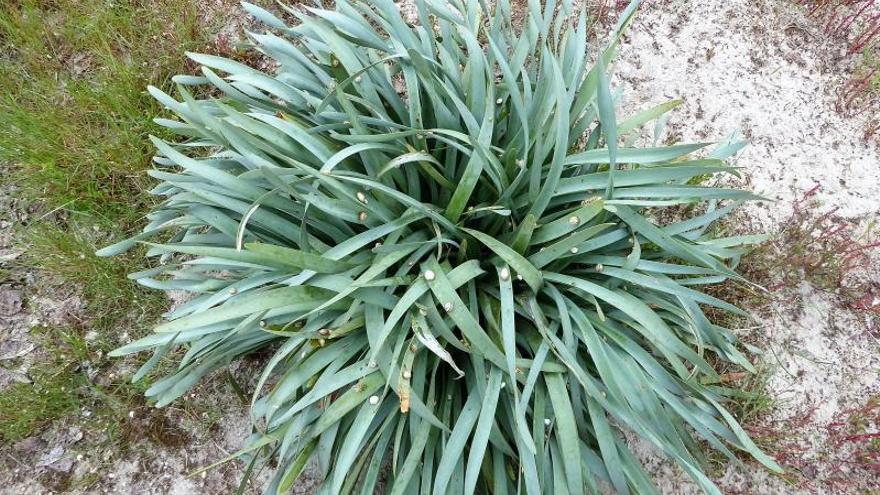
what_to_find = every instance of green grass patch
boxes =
[24,222,166,336]
[0,0,225,449]
[0,323,133,443]
[0,323,191,446]
[0,0,207,222]
[0,361,81,443]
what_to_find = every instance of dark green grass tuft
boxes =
[0,360,81,443]
[23,222,166,336]
[0,324,192,447]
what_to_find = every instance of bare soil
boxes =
[614,0,880,493]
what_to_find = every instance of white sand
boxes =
[615,0,880,492]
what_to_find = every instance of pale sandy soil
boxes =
[615,0,880,493]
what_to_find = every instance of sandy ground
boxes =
[615,0,880,493]
[2,0,878,494]
[617,0,880,222]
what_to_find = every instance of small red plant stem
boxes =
[841,432,880,441]
[814,223,848,243]
[850,15,880,53]
[841,68,877,108]
[596,0,609,26]
[837,0,875,33]
[826,9,841,33]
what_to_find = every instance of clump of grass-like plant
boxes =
[100,1,781,493]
